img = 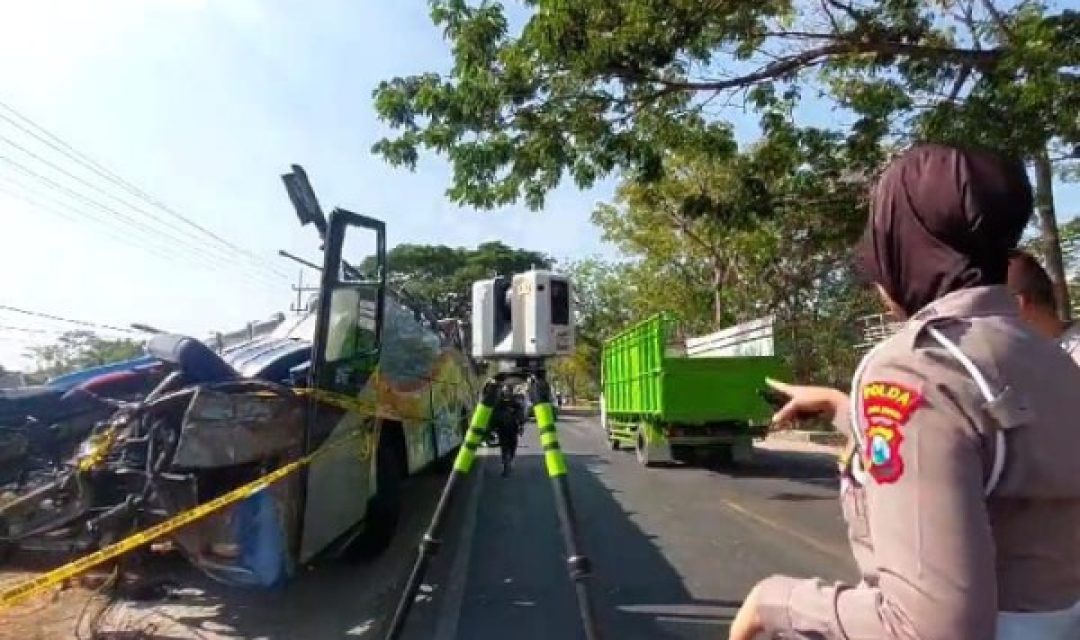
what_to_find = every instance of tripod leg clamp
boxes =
[419,533,442,557]
[566,555,593,581]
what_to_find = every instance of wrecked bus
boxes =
[0,169,476,590]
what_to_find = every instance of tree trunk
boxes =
[1034,148,1071,320]
[712,263,724,326]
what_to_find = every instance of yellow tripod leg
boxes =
[384,380,498,640]
[529,379,602,640]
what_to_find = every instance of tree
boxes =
[373,0,1079,307]
[366,241,552,319]
[560,258,637,348]
[26,331,144,377]
[592,121,879,385]
[548,344,595,402]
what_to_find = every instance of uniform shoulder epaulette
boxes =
[908,315,963,351]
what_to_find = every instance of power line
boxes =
[0,173,174,252]
[0,325,52,334]
[0,154,283,285]
[0,177,287,292]
[0,324,77,335]
[0,132,287,282]
[0,99,289,279]
[0,305,138,335]
[0,99,289,278]
[0,151,284,284]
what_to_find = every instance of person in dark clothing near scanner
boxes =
[492,385,524,477]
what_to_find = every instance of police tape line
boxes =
[0,388,375,612]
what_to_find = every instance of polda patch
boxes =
[860,382,922,484]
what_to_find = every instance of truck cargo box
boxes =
[601,313,789,466]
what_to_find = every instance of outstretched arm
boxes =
[749,363,997,640]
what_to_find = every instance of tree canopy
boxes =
[371,0,1080,396]
[374,0,1079,313]
[26,331,145,378]
[373,0,1078,209]
[377,241,552,319]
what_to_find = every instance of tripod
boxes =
[383,365,602,640]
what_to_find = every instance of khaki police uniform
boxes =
[755,286,1080,639]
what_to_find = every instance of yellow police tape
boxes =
[0,387,373,612]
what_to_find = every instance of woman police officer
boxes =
[729,144,1080,640]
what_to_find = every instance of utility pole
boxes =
[290,270,320,316]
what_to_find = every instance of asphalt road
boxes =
[398,415,857,640]
[7,415,855,639]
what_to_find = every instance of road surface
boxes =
[398,414,856,640]
[2,415,855,639]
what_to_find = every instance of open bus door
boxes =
[295,203,389,562]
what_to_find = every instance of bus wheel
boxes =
[346,436,404,560]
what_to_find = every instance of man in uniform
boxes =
[1006,249,1080,364]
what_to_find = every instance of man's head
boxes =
[1007,249,1063,337]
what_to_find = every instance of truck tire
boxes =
[345,435,404,560]
[636,432,656,467]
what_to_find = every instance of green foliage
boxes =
[548,344,595,402]
[26,330,145,377]
[552,258,636,392]
[560,258,636,347]
[372,0,1077,390]
[591,122,879,387]
[377,241,552,319]
[374,0,1077,210]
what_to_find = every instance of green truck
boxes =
[600,313,789,466]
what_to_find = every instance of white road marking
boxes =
[431,449,488,640]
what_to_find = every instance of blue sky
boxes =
[0,0,1076,370]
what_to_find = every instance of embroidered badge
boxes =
[860,382,922,484]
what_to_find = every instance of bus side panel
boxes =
[300,409,378,563]
[430,350,473,458]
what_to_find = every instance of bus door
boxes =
[299,208,387,562]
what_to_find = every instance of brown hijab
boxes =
[855,143,1034,318]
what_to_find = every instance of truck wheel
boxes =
[609,435,620,451]
[636,433,656,467]
[346,436,404,560]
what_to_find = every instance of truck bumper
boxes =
[667,426,766,446]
